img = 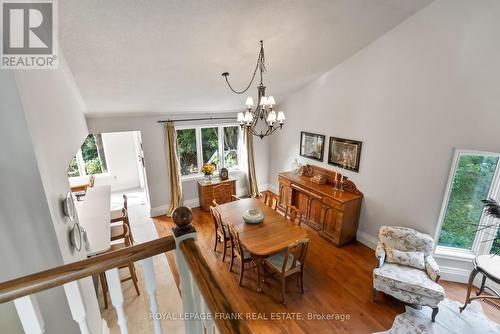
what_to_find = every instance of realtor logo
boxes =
[1,0,58,69]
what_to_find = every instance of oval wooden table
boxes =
[217,198,308,292]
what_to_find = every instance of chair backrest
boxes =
[282,239,309,273]
[285,205,302,225]
[209,206,225,236]
[378,225,434,256]
[122,194,128,211]
[264,193,278,210]
[89,175,96,187]
[227,222,243,258]
[213,183,233,205]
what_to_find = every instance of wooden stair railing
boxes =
[0,206,252,334]
[0,236,175,304]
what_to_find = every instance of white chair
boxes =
[372,226,445,322]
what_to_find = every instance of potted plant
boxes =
[201,163,216,181]
[481,198,500,255]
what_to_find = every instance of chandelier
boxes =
[222,40,285,139]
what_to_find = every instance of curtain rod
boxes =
[157,117,235,123]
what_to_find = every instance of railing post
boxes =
[105,268,128,334]
[13,295,44,334]
[172,206,211,334]
[63,281,90,334]
[141,256,162,334]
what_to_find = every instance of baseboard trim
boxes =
[150,204,168,217]
[356,230,378,250]
[268,183,279,195]
[184,198,200,208]
[439,265,470,283]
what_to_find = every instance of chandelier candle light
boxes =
[222,41,285,139]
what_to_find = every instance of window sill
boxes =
[181,169,243,183]
[434,246,476,262]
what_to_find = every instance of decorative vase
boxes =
[204,173,212,181]
[242,209,264,224]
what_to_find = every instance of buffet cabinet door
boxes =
[320,205,343,245]
[307,198,325,231]
[278,177,292,212]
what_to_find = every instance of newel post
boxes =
[172,206,213,334]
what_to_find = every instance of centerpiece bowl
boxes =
[242,208,264,224]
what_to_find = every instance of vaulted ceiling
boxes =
[60,0,433,115]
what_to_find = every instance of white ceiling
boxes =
[60,0,433,115]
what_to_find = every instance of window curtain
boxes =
[243,126,260,197]
[165,122,183,216]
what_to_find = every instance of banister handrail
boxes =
[0,236,175,304]
[179,238,252,334]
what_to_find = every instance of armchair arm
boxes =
[375,241,386,268]
[425,255,440,282]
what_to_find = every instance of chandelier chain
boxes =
[223,41,266,94]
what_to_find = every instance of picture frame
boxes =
[300,131,325,161]
[327,137,362,172]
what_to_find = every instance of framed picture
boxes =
[300,131,325,161]
[328,137,362,172]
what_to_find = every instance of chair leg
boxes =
[222,238,227,262]
[372,287,378,302]
[213,231,218,252]
[99,273,108,309]
[476,274,487,296]
[431,307,439,322]
[129,264,140,296]
[300,270,304,294]
[281,277,286,305]
[229,247,234,272]
[238,259,244,286]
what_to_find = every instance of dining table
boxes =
[217,198,308,292]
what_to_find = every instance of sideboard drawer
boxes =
[323,197,343,211]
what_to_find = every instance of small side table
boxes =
[460,254,500,312]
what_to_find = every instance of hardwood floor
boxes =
[153,203,499,333]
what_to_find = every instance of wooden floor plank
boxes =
[153,201,499,333]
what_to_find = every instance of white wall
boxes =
[268,0,500,251]
[12,54,102,333]
[96,131,142,192]
[87,114,270,215]
[0,71,77,333]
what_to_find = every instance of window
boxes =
[436,150,500,256]
[176,125,241,178]
[201,127,220,169]
[223,126,239,169]
[177,128,198,176]
[67,134,108,177]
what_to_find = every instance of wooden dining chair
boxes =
[227,222,255,286]
[99,224,140,309]
[264,193,279,211]
[263,238,309,304]
[285,205,302,226]
[110,194,134,244]
[89,174,96,187]
[210,206,230,262]
[213,183,234,205]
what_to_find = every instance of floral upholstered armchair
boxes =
[372,226,445,322]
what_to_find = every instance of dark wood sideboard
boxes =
[278,165,363,246]
[198,177,236,211]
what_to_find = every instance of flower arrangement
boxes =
[201,163,216,176]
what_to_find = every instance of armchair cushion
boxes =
[375,241,386,268]
[385,247,425,270]
[373,263,445,306]
[425,255,440,281]
[379,226,434,256]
